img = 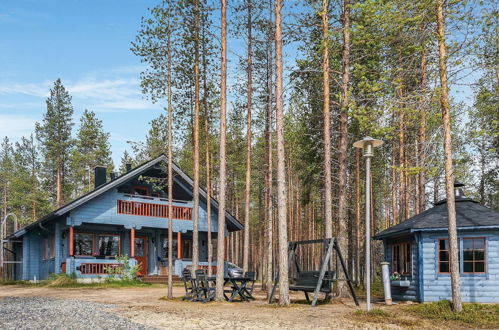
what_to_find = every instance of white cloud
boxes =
[0,114,37,139]
[0,66,162,113]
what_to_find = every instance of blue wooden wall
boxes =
[420,230,499,303]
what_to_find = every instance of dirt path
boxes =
[0,285,409,329]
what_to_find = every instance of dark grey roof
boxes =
[374,197,499,239]
[11,154,243,238]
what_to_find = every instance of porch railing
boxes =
[117,200,192,220]
[79,262,123,275]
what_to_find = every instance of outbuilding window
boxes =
[438,237,486,274]
[392,242,411,275]
[463,238,485,273]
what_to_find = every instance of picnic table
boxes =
[207,276,255,302]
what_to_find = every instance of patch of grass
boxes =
[0,279,27,285]
[352,308,417,327]
[405,300,499,328]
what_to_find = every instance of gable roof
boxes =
[11,154,243,238]
[374,197,499,239]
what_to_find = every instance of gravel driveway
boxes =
[0,297,155,330]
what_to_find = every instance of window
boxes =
[392,242,411,275]
[438,239,450,273]
[438,237,486,274]
[463,238,485,273]
[97,235,120,256]
[161,237,178,259]
[133,186,149,196]
[43,236,55,260]
[74,233,93,256]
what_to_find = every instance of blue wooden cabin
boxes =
[7,155,243,281]
[374,183,499,303]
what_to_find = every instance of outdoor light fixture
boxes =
[353,136,383,312]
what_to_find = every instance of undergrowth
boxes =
[405,300,499,328]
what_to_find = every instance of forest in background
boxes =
[0,0,497,301]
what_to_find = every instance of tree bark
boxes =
[192,0,201,274]
[355,148,361,284]
[436,0,462,312]
[337,0,351,297]
[56,165,63,206]
[166,18,174,299]
[202,16,213,277]
[418,47,428,213]
[321,0,332,240]
[275,0,289,306]
[216,0,228,301]
[264,3,274,296]
[243,0,253,273]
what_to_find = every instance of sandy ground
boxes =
[0,285,415,329]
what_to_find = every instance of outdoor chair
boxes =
[243,271,256,298]
[181,268,195,301]
[194,269,215,303]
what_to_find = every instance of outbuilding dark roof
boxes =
[374,196,499,239]
[10,154,243,238]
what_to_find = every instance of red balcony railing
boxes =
[80,263,122,275]
[117,200,192,220]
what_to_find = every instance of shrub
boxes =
[105,255,139,282]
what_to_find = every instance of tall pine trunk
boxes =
[243,0,253,273]
[321,0,332,239]
[264,2,274,296]
[436,0,462,312]
[337,0,351,297]
[216,0,228,301]
[192,0,201,273]
[166,21,174,299]
[275,0,289,306]
[56,165,63,206]
[418,47,427,213]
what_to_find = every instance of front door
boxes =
[134,236,148,276]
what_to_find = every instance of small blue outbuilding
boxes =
[374,183,499,303]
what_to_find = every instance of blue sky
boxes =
[0,0,164,166]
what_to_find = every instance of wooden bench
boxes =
[289,271,336,302]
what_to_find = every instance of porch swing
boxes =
[268,238,359,307]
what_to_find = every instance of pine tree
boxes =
[0,137,14,223]
[71,110,113,195]
[119,151,134,174]
[35,79,74,207]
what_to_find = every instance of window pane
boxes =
[439,251,449,262]
[463,262,473,273]
[134,238,146,257]
[439,262,449,273]
[439,240,448,250]
[98,236,120,256]
[463,238,473,250]
[474,250,484,261]
[475,262,485,272]
[75,233,93,256]
[473,238,484,249]
[463,250,473,261]
[161,237,178,259]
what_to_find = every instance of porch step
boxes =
[140,275,181,284]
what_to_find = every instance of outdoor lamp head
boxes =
[353,136,383,156]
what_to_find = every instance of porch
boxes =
[64,223,221,278]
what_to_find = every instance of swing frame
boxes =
[268,238,359,307]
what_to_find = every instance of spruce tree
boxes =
[35,79,74,206]
[71,110,113,194]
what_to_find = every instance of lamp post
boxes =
[353,136,383,311]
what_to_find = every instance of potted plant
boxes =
[390,272,410,288]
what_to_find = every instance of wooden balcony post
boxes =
[69,226,74,257]
[177,231,182,259]
[131,228,135,257]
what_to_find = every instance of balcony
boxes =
[117,198,192,220]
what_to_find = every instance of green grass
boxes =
[0,273,163,288]
[405,300,499,328]
[352,308,417,327]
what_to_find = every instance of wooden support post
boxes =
[69,226,74,257]
[177,231,182,259]
[224,236,227,260]
[131,228,135,257]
